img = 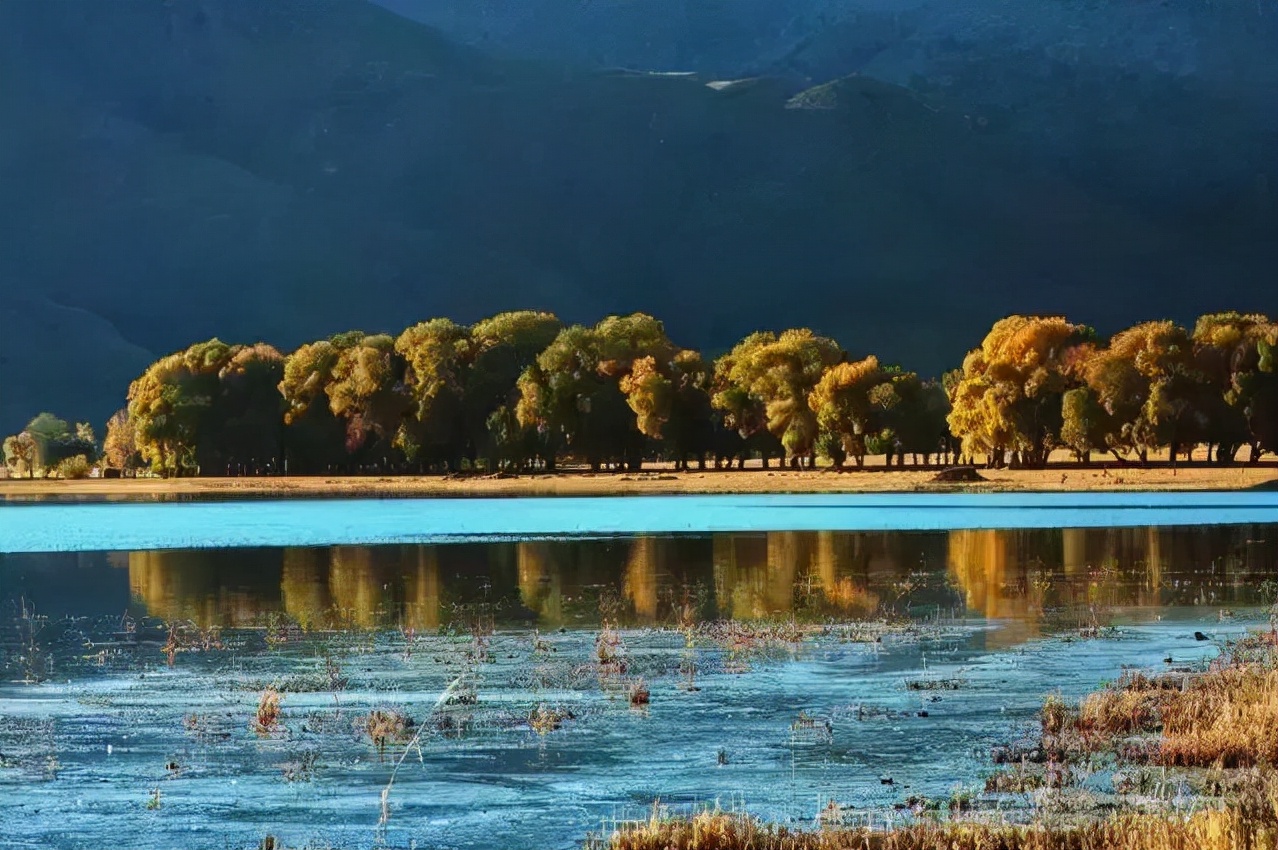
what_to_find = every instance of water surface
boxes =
[3,491,1278,553]
[1,525,1275,849]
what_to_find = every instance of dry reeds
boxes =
[1071,631,1278,767]
[359,709,414,753]
[254,687,283,734]
[529,704,572,735]
[598,802,1278,850]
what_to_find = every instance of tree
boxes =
[947,316,1094,468]
[466,311,563,471]
[873,371,952,466]
[713,328,844,467]
[325,334,410,459]
[1083,321,1210,463]
[1059,387,1107,462]
[3,432,37,478]
[281,332,410,470]
[516,313,692,471]
[1192,312,1278,462]
[279,338,348,473]
[103,409,140,472]
[215,344,285,473]
[127,339,284,476]
[394,318,471,468]
[808,356,889,468]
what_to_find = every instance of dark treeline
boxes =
[3,311,1277,479]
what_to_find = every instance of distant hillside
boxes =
[0,0,1274,432]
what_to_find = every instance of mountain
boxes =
[0,0,1274,434]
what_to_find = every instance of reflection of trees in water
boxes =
[946,526,1278,641]
[946,530,1048,648]
[119,526,1277,631]
[127,549,282,627]
[711,532,940,620]
[623,537,664,620]
[517,542,564,626]
[280,548,331,629]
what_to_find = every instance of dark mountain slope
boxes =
[0,1,1273,433]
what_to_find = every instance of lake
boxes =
[1,496,1276,849]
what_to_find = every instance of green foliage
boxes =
[127,339,284,476]
[18,309,1278,481]
[713,328,843,463]
[1060,387,1106,460]
[52,455,92,480]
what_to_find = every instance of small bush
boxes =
[52,455,92,480]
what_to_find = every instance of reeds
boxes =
[598,802,1278,850]
[1070,631,1278,767]
[254,687,283,734]
[359,709,414,753]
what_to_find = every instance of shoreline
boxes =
[2,462,1276,501]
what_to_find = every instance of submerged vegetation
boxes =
[4,310,1277,479]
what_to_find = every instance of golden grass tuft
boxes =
[359,709,414,753]
[253,687,283,734]
[1072,631,1278,767]
[599,802,1278,850]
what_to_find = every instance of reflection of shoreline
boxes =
[111,527,1277,635]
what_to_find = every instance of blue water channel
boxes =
[2,492,1278,553]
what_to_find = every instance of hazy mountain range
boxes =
[1,0,1274,433]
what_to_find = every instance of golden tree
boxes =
[947,316,1093,467]
[712,328,843,467]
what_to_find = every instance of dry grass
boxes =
[1071,631,1278,768]
[529,704,573,735]
[254,687,283,734]
[359,709,414,753]
[597,799,1278,850]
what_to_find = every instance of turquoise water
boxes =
[2,492,1278,553]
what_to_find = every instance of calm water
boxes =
[1,521,1276,849]
[3,492,1278,553]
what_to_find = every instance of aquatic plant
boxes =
[594,797,1278,850]
[359,709,414,754]
[529,704,572,735]
[628,678,650,707]
[254,687,283,734]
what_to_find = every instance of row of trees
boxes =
[947,314,1278,468]
[3,310,1276,478]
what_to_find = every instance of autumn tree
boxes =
[280,332,409,471]
[808,356,889,468]
[394,318,471,469]
[1083,321,1210,464]
[127,339,285,476]
[516,313,698,471]
[466,311,563,471]
[713,329,844,468]
[325,334,410,460]
[872,372,952,466]
[395,310,563,472]
[1192,312,1278,462]
[11,413,96,475]
[102,409,141,473]
[947,316,1094,468]
[2,431,37,478]
[1059,387,1108,462]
